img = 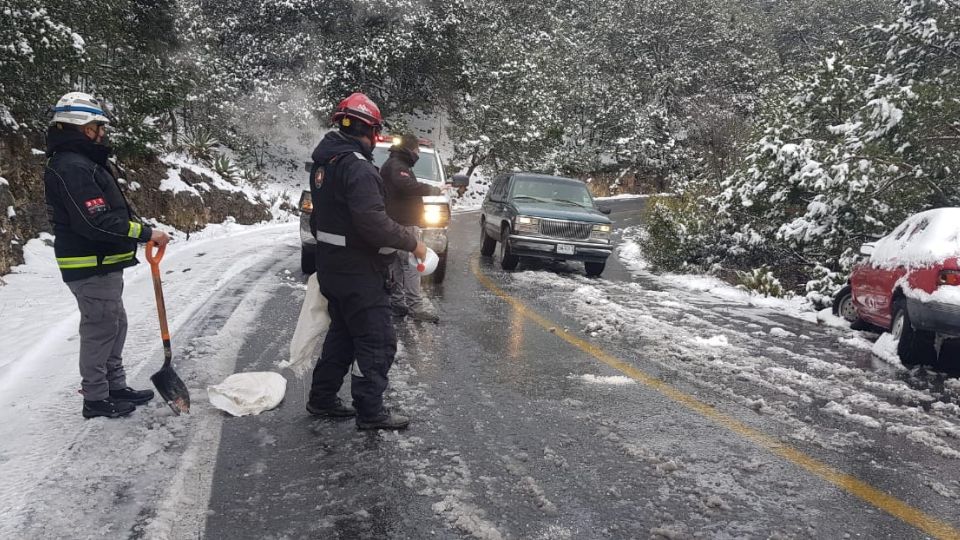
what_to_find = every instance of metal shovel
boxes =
[146,241,190,415]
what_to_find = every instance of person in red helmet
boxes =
[305,92,427,430]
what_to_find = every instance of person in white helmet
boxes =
[44,92,171,419]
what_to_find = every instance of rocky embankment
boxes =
[0,135,273,276]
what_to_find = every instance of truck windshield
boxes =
[372,147,441,184]
[511,178,593,207]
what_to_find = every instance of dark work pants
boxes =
[65,271,128,401]
[308,269,396,419]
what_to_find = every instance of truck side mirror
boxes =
[304,161,312,172]
[598,205,612,215]
[451,174,470,188]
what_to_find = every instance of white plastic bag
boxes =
[207,372,287,417]
[280,272,330,376]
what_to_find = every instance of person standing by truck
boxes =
[306,93,426,430]
[381,133,441,322]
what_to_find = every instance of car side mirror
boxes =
[598,205,612,215]
[451,174,470,188]
[860,242,876,256]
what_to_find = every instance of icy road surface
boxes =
[2,199,959,539]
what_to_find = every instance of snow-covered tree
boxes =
[0,1,85,133]
[711,0,959,292]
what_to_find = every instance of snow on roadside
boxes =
[595,193,673,201]
[616,237,903,361]
[506,269,960,463]
[0,221,300,538]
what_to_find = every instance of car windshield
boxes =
[510,178,593,207]
[372,147,441,183]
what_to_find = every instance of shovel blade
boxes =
[151,364,190,415]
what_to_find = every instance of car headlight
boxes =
[515,215,539,234]
[422,204,450,228]
[590,224,612,243]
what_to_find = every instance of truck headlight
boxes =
[515,215,539,234]
[422,204,450,228]
[590,224,612,243]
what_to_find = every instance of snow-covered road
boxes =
[2,199,959,539]
[0,222,301,538]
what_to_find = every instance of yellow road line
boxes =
[471,259,959,540]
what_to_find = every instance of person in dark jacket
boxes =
[306,92,426,430]
[43,92,170,419]
[381,133,440,322]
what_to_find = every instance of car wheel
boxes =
[430,251,447,284]
[500,226,519,271]
[893,298,937,368]
[301,245,316,275]
[832,285,860,324]
[584,261,605,277]
[480,220,496,256]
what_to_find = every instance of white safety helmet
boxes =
[51,92,110,126]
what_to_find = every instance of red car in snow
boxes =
[833,208,960,368]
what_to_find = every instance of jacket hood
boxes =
[312,131,372,165]
[388,147,419,166]
[46,126,112,167]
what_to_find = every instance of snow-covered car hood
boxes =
[870,207,960,269]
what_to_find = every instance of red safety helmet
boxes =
[331,93,383,130]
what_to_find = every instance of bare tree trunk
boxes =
[169,110,179,147]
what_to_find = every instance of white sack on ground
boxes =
[207,372,287,417]
[280,272,330,376]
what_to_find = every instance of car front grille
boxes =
[538,218,593,240]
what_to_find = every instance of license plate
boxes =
[556,243,575,255]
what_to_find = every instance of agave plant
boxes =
[183,130,219,162]
[240,167,266,187]
[212,154,240,182]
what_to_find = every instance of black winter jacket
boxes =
[309,132,418,274]
[43,127,152,282]
[381,148,437,227]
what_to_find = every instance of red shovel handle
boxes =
[146,240,165,267]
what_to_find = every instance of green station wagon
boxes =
[479,173,614,276]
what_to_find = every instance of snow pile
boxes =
[159,166,201,196]
[871,333,900,365]
[905,282,960,305]
[618,241,649,271]
[595,192,672,201]
[870,207,960,269]
[571,374,636,385]
[207,372,287,417]
[617,238,819,323]
[694,335,730,348]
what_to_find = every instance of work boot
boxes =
[356,408,410,430]
[391,305,409,318]
[306,398,356,418]
[109,386,155,405]
[82,398,136,419]
[409,307,440,323]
